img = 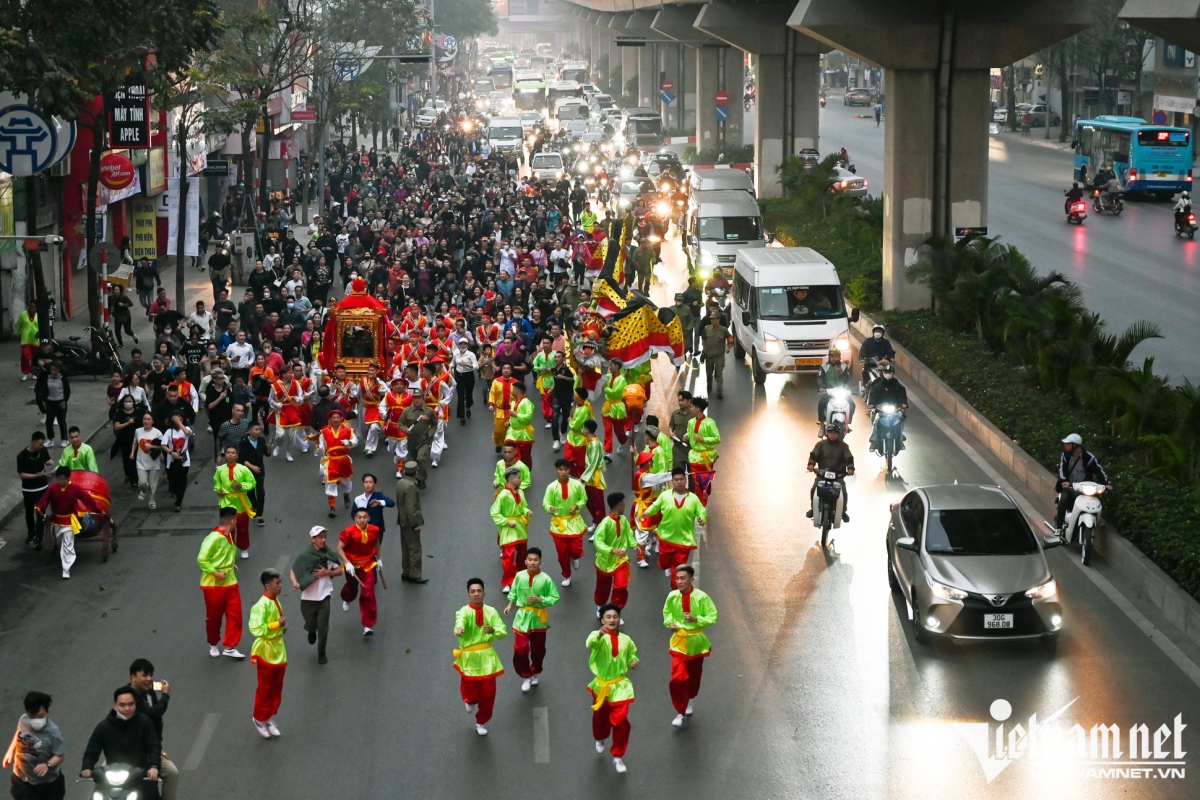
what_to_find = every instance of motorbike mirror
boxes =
[850,307,860,323]
[895,537,918,552]
[1042,535,1064,550]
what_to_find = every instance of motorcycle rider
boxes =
[1174,191,1194,229]
[1064,181,1084,214]
[1054,433,1112,533]
[805,424,854,522]
[866,362,908,455]
[1099,172,1122,210]
[816,348,855,429]
[857,323,896,391]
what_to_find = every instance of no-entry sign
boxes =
[661,78,674,92]
[714,89,729,106]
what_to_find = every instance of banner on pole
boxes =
[166,177,200,257]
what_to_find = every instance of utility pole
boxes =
[429,0,438,101]
[315,0,330,219]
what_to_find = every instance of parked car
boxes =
[844,88,873,106]
[1026,104,1062,127]
[992,103,1032,125]
[886,484,1063,648]
[829,166,868,199]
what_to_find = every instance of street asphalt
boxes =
[1,230,1199,799]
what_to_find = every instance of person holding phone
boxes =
[129,658,179,800]
[2,690,66,800]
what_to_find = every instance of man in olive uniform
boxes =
[670,293,694,364]
[668,391,696,470]
[699,313,732,399]
[633,238,654,294]
[399,392,437,489]
[395,461,427,583]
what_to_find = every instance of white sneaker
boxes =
[253,718,271,739]
[596,605,602,618]
[637,559,649,568]
[363,627,374,636]
[137,493,145,501]
[286,453,294,462]
[521,678,532,693]
[60,440,68,448]
[685,701,694,716]
[672,714,685,728]
[148,500,156,510]
[571,558,581,570]
[545,422,552,429]
[239,550,249,560]
[21,374,28,381]
[61,570,70,580]
[501,585,510,594]
[466,702,477,714]
[530,675,539,686]
[431,461,438,468]
[561,577,571,587]
[475,723,489,736]
[664,568,672,578]
[552,441,561,451]
[301,445,309,454]
[613,757,627,774]
[209,645,220,658]
[271,446,279,457]
[595,739,606,753]
[343,601,350,612]
[266,719,281,736]
[222,648,246,659]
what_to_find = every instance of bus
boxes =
[1073,115,1194,193]
[559,61,589,84]
[488,60,514,91]
[547,81,583,111]
[513,75,548,111]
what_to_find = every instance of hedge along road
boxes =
[819,102,1199,385]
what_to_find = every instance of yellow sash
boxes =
[590,676,626,710]
[670,627,705,651]
[453,641,492,659]
[224,491,257,519]
[520,605,549,624]
[550,514,579,534]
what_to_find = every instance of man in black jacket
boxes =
[81,686,160,793]
[858,323,896,388]
[239,421,268,525]
[130,658,179,800]
[866,363,908,455]
[1055,433,1113,531]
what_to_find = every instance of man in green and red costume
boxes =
[600,358,628,455]
[684,396,720,507]
[502,548,560,693]
[593,492,636,611]
[663,564,718,727]
[588,603,639,774]
[213,445,257,559]
[249,568,287,739]
[563,387,593,478]
[504,380,536,469]
[197,506,246,660]
[641,467,706,590]
[541,458,588,586]
[492,441,531,495]
[454,577,508,736]
[489,467,530,593]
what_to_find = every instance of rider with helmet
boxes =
[866,362,908,455]
[1054,433,1112,532]
[1174,191,1194,229]
[857,323,896,389]
[816,347,855,428]
[806,424,854,522]
[1064,181,1084,214]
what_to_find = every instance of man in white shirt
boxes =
[289,525,344,665]
[187,300,215,338]
[452,339,479,424]
[336,230,350,256]
[224,330,256,381]
[550,240,572,277]
[498,239,517,276]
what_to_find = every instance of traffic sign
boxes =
[661,78,674,92]
[714,89,729,106]
[954,227,988,238]
[661,91,675,106]
[1153,110,1168,125]
[714,105,729,121]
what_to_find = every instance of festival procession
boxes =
[8,1,1199,799]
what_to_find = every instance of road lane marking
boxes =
[907,391,1200,690]
[533,706,550,763]
[183,713,220,770]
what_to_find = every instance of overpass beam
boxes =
[790,0,1092,310]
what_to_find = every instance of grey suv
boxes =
[844,88,873,106]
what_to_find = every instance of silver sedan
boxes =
[830,166,868,199]
[886,484,1063,649]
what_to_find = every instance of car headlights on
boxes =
[763,335,781,355]
[926,573,968,601]
[698,250,717,267]
[1025,579,1057,601]
[836,337,850,352]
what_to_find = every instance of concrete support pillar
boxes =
[638,44,656,107]
[755,54,786,198]
[621,46,638,102]
[697,47,746,152]
[682,46,697,133]
[659,43,680,131]
[793,53,821,152]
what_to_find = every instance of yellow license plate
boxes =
[795,358,823,367]
[1158,172,1167,177]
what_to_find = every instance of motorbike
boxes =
[818,387,853,438]
[1092,188,1125,215]
[859,357,881,397]
[819,93,827,108]
[1063,190,1087,225]
[1175,207,1197,239]
[810,467,847,548]
[52,326,123,378]
[78,763,160,800]
[706,285,730,316]
[871,404,905,472]
[1047,481,1107,566]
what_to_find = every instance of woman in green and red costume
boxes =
[587,603,639,774]
[454,578,508,736]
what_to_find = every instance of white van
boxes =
[731,247,859,383]
[687,169,755,197]
[684,190,766,279]
[488,117,524,154]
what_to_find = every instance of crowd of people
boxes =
[8,89,734,795]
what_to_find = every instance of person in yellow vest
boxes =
[454,577,508,736]
[662,564,718,727]
[213,445,257,559]
[505,381,536,469]
[249,568,287,738]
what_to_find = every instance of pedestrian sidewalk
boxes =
[0,256,213,544]
[991,125,1074,153]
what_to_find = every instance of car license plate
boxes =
[1158,172,1167,177]
[984,614,1013,630]
[795,358,823,367]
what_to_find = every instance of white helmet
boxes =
[1061,433,1083,446]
